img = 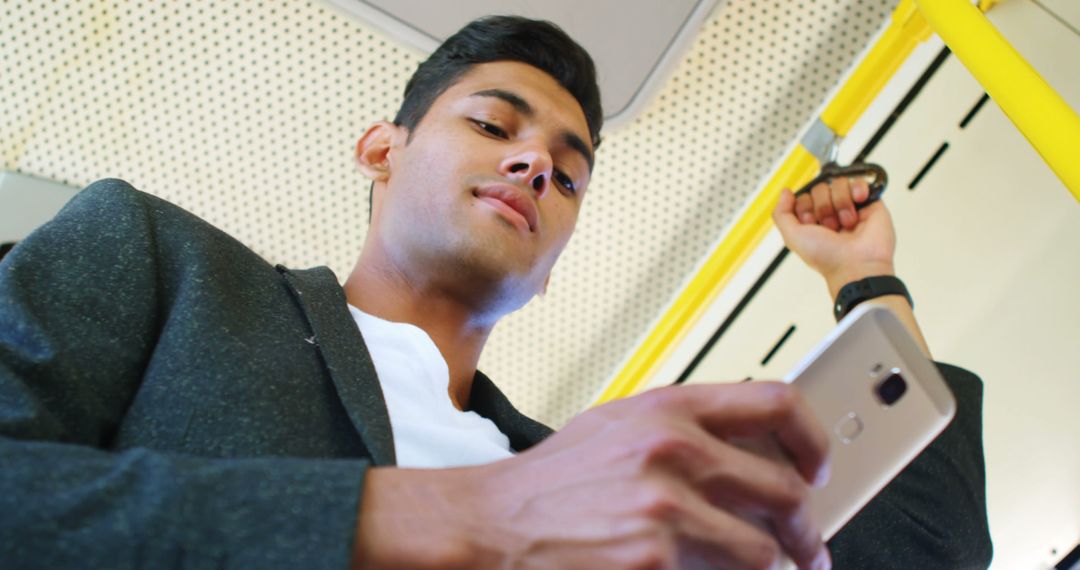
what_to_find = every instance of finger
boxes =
[794,191,815,224]
[857,196,887,223]
[667,482,787,570]
[684,438,828,568]
[810,182,838,231]
[775,187,795,217]
[631,417,826,565]
[655,383,831,487]
[773,188,803,234]
[851,177,870,204]
[830,178,857,230]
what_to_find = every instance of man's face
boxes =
[370,61,594,315]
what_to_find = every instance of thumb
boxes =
[856,198,888,223]
[772,188,801,237]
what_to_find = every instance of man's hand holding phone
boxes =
[355,381,833,570]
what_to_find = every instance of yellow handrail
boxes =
[591,146,818,406]
[594,0,1079,406]
[914,0,1080,202]
[592,1,932,405]
[821,0,932,135]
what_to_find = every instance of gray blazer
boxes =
[0,179,991,568]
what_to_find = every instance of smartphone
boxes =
[784,302,956,539]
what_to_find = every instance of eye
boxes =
[471,119,507,139]
[554,170,577,194]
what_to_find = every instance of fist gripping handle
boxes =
[793,162,888,209]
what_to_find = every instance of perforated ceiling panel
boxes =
[0,0,893,427]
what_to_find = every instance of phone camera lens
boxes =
[875,373,907,406]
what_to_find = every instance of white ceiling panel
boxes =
[322,0,719,126]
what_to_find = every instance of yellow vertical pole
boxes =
[914,0,1080,202]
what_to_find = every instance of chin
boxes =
[459,251,532,286]
[453,247,544,306]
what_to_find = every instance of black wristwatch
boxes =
[833,275,913,322]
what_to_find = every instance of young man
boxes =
[0,16,990,570]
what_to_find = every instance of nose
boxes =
[499,143,553,196]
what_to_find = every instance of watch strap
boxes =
[833,275,913,322]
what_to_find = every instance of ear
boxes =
[355,121,403,182]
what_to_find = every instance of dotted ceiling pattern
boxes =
[0,0,892,428]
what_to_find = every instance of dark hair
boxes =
[394,15,603,149]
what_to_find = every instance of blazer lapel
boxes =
[470,371,554,452]
[276,265,396,466]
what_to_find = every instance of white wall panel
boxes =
[683,1,1080,565]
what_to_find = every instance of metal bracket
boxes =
[800,117,841,166]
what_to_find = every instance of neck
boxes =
[344,245,497,412]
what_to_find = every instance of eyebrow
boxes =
[470,88,594,172]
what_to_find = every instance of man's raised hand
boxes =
[773,176,896,297]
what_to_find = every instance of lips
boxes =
[474,184,539,233]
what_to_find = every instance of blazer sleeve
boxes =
[827,362,993,569]
[0,180,367,569]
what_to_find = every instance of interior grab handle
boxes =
[793,162,888,210]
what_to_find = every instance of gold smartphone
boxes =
[787,303,956,539]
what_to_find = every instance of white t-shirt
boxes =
[348,305,514,468]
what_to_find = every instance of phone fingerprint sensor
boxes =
[834,412,864,444]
